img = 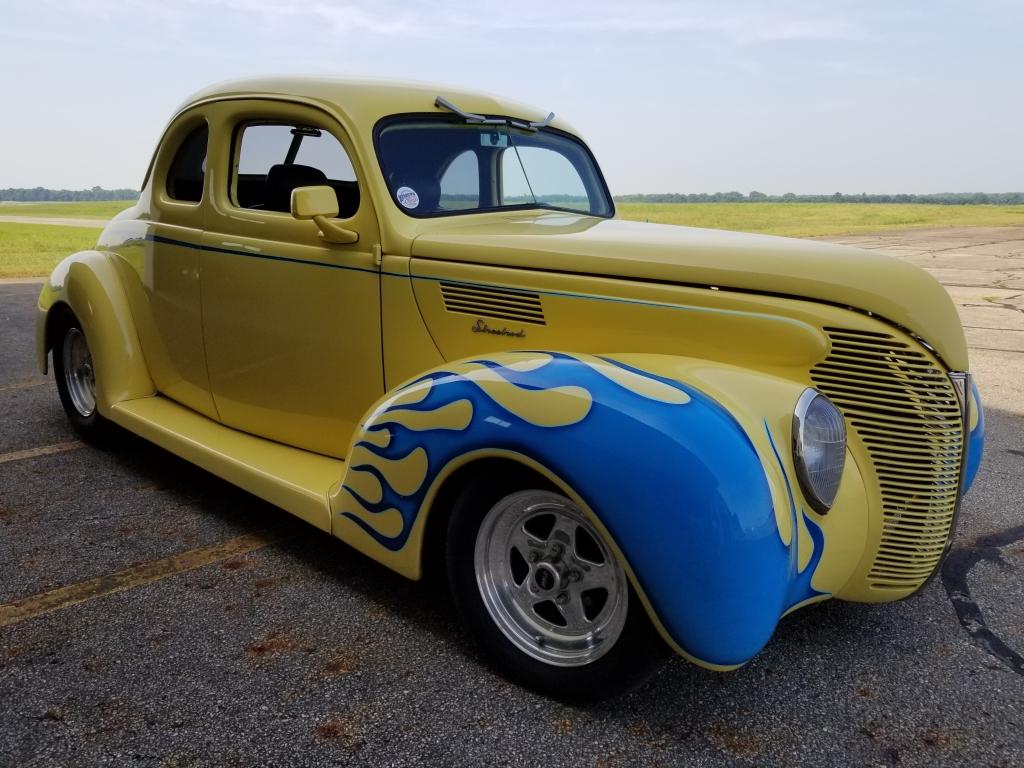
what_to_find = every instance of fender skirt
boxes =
[335,352,826,668]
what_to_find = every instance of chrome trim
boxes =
[791,388,847,515]
[948,370,972,511]
[911,370,972,595]
[434,96,555,133]
[434,96,505,125]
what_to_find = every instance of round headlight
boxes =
[792,389,846,513]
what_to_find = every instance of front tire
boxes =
[53,312,111,442]
[447,474,668,701]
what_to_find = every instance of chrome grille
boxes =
[810,327,964,590]
[440,282,545,325]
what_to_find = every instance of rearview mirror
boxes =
[290,185,358,244]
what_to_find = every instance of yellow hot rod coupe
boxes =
[37,78,984,700]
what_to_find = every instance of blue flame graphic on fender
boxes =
[338,352,826,667]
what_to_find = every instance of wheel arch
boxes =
[36,250,154,411]
[418,454,555,583]
[41,300,75,370]
[415,450,679,656]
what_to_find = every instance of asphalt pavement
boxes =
[1,227,1022,767]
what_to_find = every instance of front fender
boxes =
[36,250,153,411]
[331,352,846,668]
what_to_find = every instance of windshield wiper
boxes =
[435,96,555,132]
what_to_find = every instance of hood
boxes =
[410,212,968,370]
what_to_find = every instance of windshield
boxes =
[376,117,613,218]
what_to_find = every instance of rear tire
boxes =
[446,471,669,702]
[52,312,111,443]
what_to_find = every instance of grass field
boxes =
[2,201,1024,277]
[0,200,135,219]
[0,223,101,278]
[615,202,1024,237]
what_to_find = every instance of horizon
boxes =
[1,1,1021,194]
[3,186,1024,200]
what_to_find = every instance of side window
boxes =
[439,150,479,210]
[166,123,208,203]
[233,122,359,218]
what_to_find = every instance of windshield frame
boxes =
[373,112,615,220]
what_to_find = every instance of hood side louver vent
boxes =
[440,282,545,325]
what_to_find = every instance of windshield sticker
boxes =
[396,186,420,209]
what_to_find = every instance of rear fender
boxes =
[37,251,153,411]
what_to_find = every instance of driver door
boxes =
[199,99,383,458]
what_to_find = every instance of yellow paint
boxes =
[380,256,446,389]
[360,428,391,449]
[109,395,339,532]
[492,351,555,372]
[349,444,428,497]
[969,386,980,431]
[38,250,155,413]
[409,212,968,372]
[344,468,383,505]
[379,399,473,432]
[197,98,384,458]
[383,378,434,410]
[336,502,405,539]
[461,364,592,427]
[796,506,814,574]
[578,354,691,404]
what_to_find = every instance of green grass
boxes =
[0,200,135,219]
[615,202,1024,237]
[0,224,100,278]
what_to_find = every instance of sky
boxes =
[0,0,1021,195]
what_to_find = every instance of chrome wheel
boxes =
[474,490,629,667]
[62,327,96,417]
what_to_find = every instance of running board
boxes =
[109,396,343,532]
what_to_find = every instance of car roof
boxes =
[180,76,575,135]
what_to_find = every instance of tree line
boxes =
[615,191,1024,205]
[0,187,139,202]
[3,187,1023,206]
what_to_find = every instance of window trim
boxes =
[148,110,210,219]
[372,112,615,220]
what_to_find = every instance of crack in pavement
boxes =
[915,237,1024,257]
[941,524,1024,677]
[980,297,1024,316]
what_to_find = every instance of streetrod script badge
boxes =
[471,319,526,338]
